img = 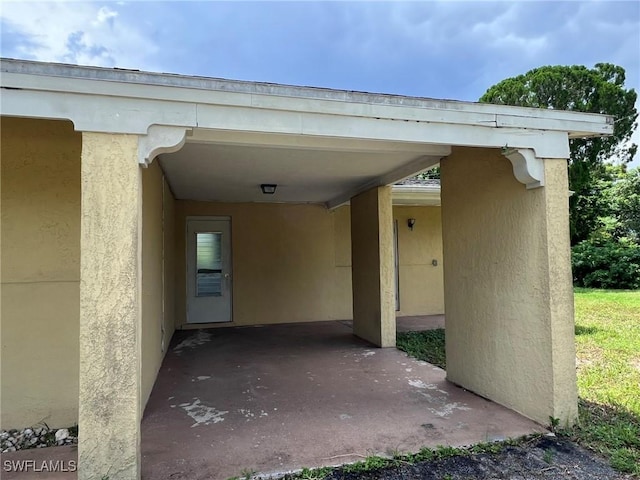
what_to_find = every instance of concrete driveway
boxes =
[141,319,543,479]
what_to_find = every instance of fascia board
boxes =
[0,60,613,138]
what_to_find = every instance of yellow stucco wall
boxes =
[333,204,444,317]
[395,206,444,316]
[141,162,176,410]
[441,147,577,425]
[350,186,396,347]
[174,200,444,328]
[175,202,343,326]
[162,178,176,361]
[141,161,175,409]
[0,117,177,432]
[331,205,355,320]
[1,117,81,429]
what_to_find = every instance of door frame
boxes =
[185,215,233,324]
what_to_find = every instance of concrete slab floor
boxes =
[0,446,77,480]
[141,320,544,479]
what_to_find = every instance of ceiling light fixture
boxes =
[260,184,277,195]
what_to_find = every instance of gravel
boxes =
[0,425,77,453]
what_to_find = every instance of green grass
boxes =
[399,289,640,475]
[568,288,640,474]
[396,329,446,369]
[281,439,528,479]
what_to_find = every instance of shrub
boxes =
[572,238,640,289]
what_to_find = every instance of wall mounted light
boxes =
[260,184,277,195]
[407,218,416,231]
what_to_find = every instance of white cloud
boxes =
[0,1,159,70]
[379,2,549,54]
[94,6,118,25]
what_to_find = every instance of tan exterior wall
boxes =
[162,178,176,363]
[334,204,444,317]
[0,118,176,432]
[350,186,396,347]
[395,206,444,316]
[175,202,344,326]
[141,161,176,410]
[142,162,161,411]
[174,201,444,328]
[331,205,355,320]
[441,146,577,425]
[1,118,81,429]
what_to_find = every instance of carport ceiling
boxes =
[159,130,449,205]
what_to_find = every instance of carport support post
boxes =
[350,186,396,347]
[441,148,577,426]
[79,132,142,480]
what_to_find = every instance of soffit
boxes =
[160,139,432,204]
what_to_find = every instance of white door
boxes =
[187,218,232,323]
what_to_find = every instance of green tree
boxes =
[583,165,639,242]
[611,168,640,242]
[416,166,440,180]
[571,167,640,289]
[480,64,638,244]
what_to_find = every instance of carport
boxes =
[0,58,613,480]
[141,320,542,479]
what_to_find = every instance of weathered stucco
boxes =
[142,162,168,409]
[79,132,141,480]
[441,147,577,425]
[350,186,396,347]
[1,117,81,428]
[544,159,578,423]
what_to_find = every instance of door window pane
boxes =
[196,232,222,297]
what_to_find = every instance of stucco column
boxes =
[350,186,396,347]
[544,158,578,423]
[441,147,577,426]
[79,133,142,480]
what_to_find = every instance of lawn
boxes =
[398,288,640,475]
[570,288,640,474]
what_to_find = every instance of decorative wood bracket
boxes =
[501,147,545,189]
[138,125,191,167]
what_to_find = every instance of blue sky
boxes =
[1,0,639,163]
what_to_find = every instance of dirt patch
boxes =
[319,436,630,480]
